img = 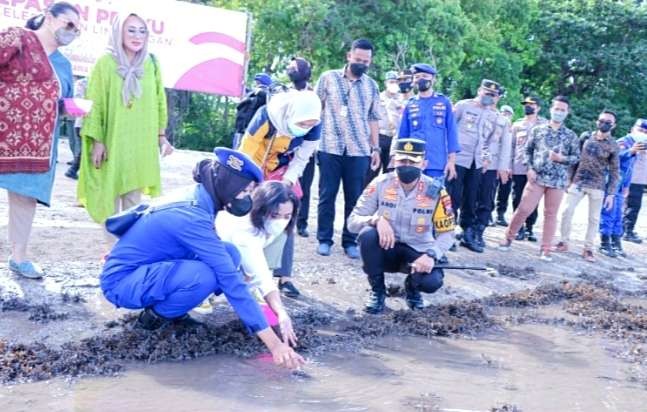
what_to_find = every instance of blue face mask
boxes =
[288,123,311,137]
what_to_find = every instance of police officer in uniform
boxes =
[101,148,304,369]
[349,139,455,314]
[395,63,460,180]
[449,79,500,253]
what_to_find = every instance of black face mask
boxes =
[226,195,253,217]
[597,121,613,133]
[524,105,535,115]
[415,79,432,92]
[349,63,367,77]
[399,82,412,94]
[396,165,422,184]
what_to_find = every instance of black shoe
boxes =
[437,255,449,265]
[611,235,627,258]
[488,215,496,227]
[365,274,386,314]
[404,276,424,310]
[136,308,167,330]
[496,213,508,227]
[476,224,486,248]
[279,280,301,298]
[624,231,643,244]
[460,227,484,253]
[515,228,526,241]
[599,235,617,258]
[297,227,309,238]
[64,168,78,180]
[449,243,458,252]
[173,313,205,329]
[526,228,537,242]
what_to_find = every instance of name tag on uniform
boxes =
[340,105,349,118]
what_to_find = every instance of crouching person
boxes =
[100,148,303,369]
[348,139,456,314]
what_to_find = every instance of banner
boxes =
[0,0,250,97]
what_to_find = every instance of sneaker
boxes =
[317,243,331,256]
[497,238,512,251]
[539,251,553,262]
[8,258,44,279]
[364,290,386,314]
[278,280,301,298]
[582,249,595,262]
[192,297,214,315]
[553,241,568,253]
[624,231,643,244]
[297,227,309,238]
[344,245,360,260]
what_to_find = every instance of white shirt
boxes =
[215,211,279,297]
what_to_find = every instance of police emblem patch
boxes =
[226,155,244,171]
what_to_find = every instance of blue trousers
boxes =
[317,151,370,248]
[600,194,625,236]
[103,243,241,319]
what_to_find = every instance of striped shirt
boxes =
[315,67,381,156]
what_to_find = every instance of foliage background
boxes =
[170,0,647,150]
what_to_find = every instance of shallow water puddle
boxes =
[0,323,644,412]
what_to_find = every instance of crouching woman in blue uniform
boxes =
[100,148,304,369]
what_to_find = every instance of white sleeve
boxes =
[283,139,318,184]
[230,231,278,297]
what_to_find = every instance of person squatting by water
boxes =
[349,139,455,314]
[100,148,303,369]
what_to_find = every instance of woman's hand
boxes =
[270,342,305,369]
[277,311,298,347]
[159,136,174,157]
[92,141,107,169]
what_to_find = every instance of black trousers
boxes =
[476,170,498,226]
[364,134,393,187]
[624,183,646,232]
[297,155,316,231]
[357,227,444,294]
[447,161,481,229]
[512,174,538,229]
[495,178,512,216]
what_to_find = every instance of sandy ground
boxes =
[0,140,646,399]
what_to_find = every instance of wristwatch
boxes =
[371,146,380,153]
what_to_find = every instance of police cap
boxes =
[521,96,541,105]
[634,118,647,131]
[411,63,437,76]
[501,105,514,115]
[480,79,502,94]
[213,147,264,183]
[393,138,426,163]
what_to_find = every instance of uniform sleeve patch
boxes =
[432,189,455,233]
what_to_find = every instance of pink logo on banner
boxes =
[174,32,246,96]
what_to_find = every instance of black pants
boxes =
[495,178,512,216]
[357,227,444,294]
[273,231,294,278]
[476,170,498,226]
[364,134,393,187]
[297,155,316,231]
[317,152,370,248]
[447,161,482,229]
[624,183,646,232]
[512,174,538,229]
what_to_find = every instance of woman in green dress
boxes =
[78,13,173,232]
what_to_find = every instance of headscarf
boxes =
[266,90,322,137]
[108,13,149,106]
[193,159,254,209]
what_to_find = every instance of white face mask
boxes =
[386,83,399,94]
[264,218,290,237]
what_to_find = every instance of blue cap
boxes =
[213,147,263,183]
[634,118,647,130]
[411,63,437,75]
[254,73,273,87]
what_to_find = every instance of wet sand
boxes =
[1,141,646,411]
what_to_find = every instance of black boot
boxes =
[515,227,526,241]
[611,235,626,257]
[599,235,617,258]
[496,212,508,226]
[526,227,537,242]
[624,230,643,244]
[136,308,167,330]
[65,155,80,179]
[460,226,484,253]
[488,214,496,227]
[476,224,486,249]
[364,274,386,314]
[404,275,424,310]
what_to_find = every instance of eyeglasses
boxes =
[57,16,80,34]
[126,27,149,37]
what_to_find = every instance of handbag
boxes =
[105,201,196,237]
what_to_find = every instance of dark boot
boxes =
[460,226,484,253]
[136,308,167,330]
[611,235,626,257]
[624,230,643,244]
[404,275,424,310]
[526,227,537,242]
[476,224,486,249]
[488,214,496,227]
[599,235,617,258]
[515,227,526,241]
[496,212,508,226]
[65,155,80,179]
[364,274,386,314]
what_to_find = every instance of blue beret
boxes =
[213,147,263,183]
[411,63,437,75]
[254,73,272,87]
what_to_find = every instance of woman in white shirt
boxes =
[215,181,299,346]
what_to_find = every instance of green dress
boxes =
[78,54,167,223]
